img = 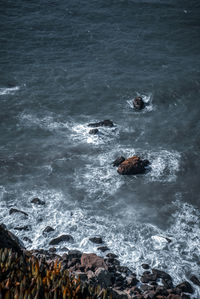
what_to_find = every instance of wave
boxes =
[0,86,20,96]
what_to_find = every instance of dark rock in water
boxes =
[49,234,74,245]
[106,253,118,259]
[190,275,200,286]
[81,253,108,271]
[117,156,148,175]
[0,223,25,254]
[143,159,150,167]
[97,246,109,252]
[152,269,172,281]
[89,128,99,135]
[31,197,45,205]
[43,226,55,235]
[133,96,145,110]
[88,119,114,128]
[141,263,150,270]
[9,208,28,217]
[89,237,103,244]
[112,156,126,167]
[176,281,194,294]
[23,237,32,243]
[141,271,157,283]
[14,225,31,231]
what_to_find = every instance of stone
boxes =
[190,275,200,286]
[87,270,95,280]
[49,247,56,253]
[112,156,126,167]
[152,269,172,281]
[97,246,109,252]
[133,96,145,110]
[95,267,113,287]
[117,156,149,175]
[176,281,193,294]
[43,226,55,235]
[81,253,108,271]
[88,119,114,127]
[106,253,118,259]
[89,128,99,134]
[9,208,28,217]
[74,271,87,281]
[14,225,31,231]
[49,234,74,246]
[142,264,150,270]
[31,198,45,205]
[89,237,103,244]
[68,250,82,259]
[0,223,25,254]
[126,276,138,287]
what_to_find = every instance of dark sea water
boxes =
[0,0,200,295]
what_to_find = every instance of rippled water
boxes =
[0,0,200,296]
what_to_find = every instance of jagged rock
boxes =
[118,156,149,175]
[112,156,126,167]
[81,253,108,271]
[49,234,74,246]
[89,129,99,135]
[14,225,31,231]
[190,275,200,286]
[88,119,114,127]
[89,237,103,244]
[133,96,145,110]
[43,226,55,235]
[0,223,25,254]
[31,198,45,205]
[9,208,28,217]
[97,246,109,252]
[95,267,113,287]
[176,281,194,294]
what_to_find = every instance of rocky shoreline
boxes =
[0,223,198,299]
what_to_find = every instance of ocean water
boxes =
[0,0,200,296]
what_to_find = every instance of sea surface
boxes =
[0,0,200,296]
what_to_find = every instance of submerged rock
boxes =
[97,246,109,252]
[88,119,114,128]
[31,197,45,205]
[9,208,28,217]
[49,234,74,246]
[89,128,99,135]
[43,226,55,235]
[133,96,145,110]
[112,156,125,167]
[117,156,149,175]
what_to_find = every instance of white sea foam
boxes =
[127,92,154,113]
[0,185,199,297]
[0,86,20,95]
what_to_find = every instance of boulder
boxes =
[142,264,150,270]
[49,234,74,246]
[117,156,149,175]
[176,281,193,294]
[9,208,28,217]
[133,96,145,110]
[89,237,103,244]
[0,223,25,254]
[97,246,109,252]
[89,129,99,135]
[88,119,114,128]
[95,267,113,287]
[81,253,108,271]
[31,198,45,205]
[68,250,82,259]
[112,156,126,167]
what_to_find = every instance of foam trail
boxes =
[0,86,20,95]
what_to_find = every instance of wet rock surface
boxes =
[49,234,74,245]
[89,128,99,134]
[113,156,126,167]
[133,96,145,110]
[9,208,28,217]
[88,119,114,127]
[0,223,25,254]
[31,197,45,205]
[117,156,150,175]
[89,236,103,244]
